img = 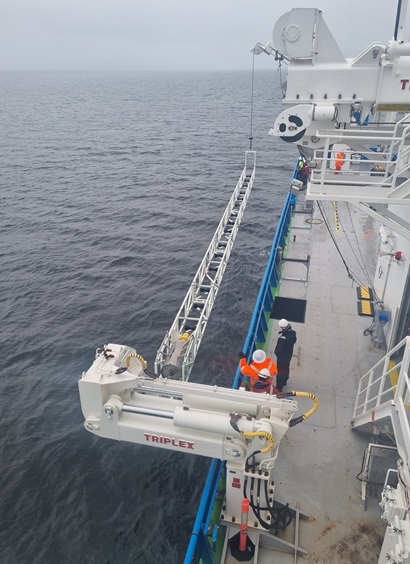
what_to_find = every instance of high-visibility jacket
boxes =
[251,377,279,394]
[335,152,345,171]
[240,357,277,383]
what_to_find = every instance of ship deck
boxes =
[261,196,389,562]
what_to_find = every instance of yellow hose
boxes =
[125,352,147,370]
[241,430,274,453]
[293,391,320,420]
[283,391,319,426]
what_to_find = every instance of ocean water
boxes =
[0,70,296,564]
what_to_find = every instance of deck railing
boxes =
[233,190,295,386]
[307,113,410,203]
[351,336,410,470]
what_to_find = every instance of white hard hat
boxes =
[279,319,289,328]
[259,368,271,380]
[252,349,266,363]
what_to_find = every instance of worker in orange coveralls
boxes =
[239,349,278,394]
[335,151,345,174]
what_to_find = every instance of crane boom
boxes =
[79,343,298,524]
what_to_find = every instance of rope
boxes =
[249,53,255,150]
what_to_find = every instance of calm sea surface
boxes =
[0,70,296,563]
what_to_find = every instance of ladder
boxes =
[154,151,256,381]
[351,340,410,563]
[351,336,410,468]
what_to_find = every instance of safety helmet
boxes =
[279,319,290,329]
[252,349,266,363]
[259,368,271,380]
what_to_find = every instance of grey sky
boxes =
[0,1,399,71]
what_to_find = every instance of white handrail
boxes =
[309,114,410,202]
[351,336,410,468]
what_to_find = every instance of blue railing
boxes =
[184,190,295,564]
[234,190,295,386]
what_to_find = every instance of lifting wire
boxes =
[317,201,383,337]
[346,203,376,292]
[249,53,255,150]
[317,201,377,296]
[335,202,378,297]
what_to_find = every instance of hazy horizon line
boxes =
[0,67,275,73]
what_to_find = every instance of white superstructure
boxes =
[254,3,410,562]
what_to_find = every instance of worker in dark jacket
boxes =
[274,319,297,391]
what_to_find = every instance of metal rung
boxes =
[281,255,311,285]
[283,256,310,265]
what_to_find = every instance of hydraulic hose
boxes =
[245,476,293,532]
[241,430,274,453]
[277,391,319,427]
[263,480,292,532]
